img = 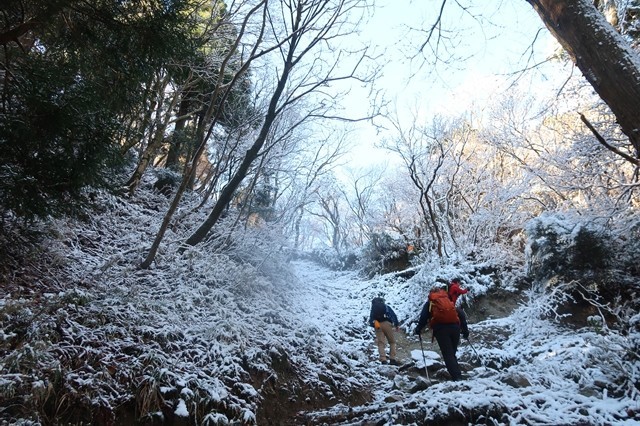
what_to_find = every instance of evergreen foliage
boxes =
[302,246,360,271]
[360,232,411,276]
[0,0,204,219]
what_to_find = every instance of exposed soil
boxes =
[254,355,371,425]
[285,282,624,425]
[268,287,528,425]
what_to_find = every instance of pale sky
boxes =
[338,0,563,168]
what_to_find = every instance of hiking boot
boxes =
[380,359,388,365]
[389,358,400,366]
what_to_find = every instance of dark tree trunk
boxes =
[139,1,268,268]
[164,96,191,170]
[527,0,640,155]
[182,33,297,248]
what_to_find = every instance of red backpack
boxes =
[429,289,459,326]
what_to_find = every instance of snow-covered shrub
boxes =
[587,314,605,334]
[306,246,360,271]
[525,211,640,333]
[359,232,410,277]
[607,212,640,285]
[152,168,182,196]
[205,214,292,284]
[525,212,611,283]
[507,281,640,400]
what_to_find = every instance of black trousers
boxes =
[433,324,462,380]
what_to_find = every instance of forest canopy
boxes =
[1,1,637,267]
[1,0,640,424]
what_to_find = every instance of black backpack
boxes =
[371,297,386,321]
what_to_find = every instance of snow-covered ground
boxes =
[289,260,640,425]
[1,187,639,425]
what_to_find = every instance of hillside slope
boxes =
[1,186,639,425]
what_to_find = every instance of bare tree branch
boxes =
[579,113,640,166]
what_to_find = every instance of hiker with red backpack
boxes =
[448,278,468,306]
[368,297,400,365]
[414,284,469,381]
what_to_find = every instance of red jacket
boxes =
[448,282,468,306]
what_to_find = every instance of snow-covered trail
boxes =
[287,260,373,356]
[289,260,365,322]
[283,261,640,426]
[282,260,443,424]
[286,259,424,366]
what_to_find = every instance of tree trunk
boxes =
[527,0,640,155]
[126,75,177,193]
[164,95,192,170]
[183,42,295,247]
[139,1,268,268]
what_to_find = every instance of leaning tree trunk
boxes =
[139,1,269,268]
[182,41,295,248]
[527,0,640,156]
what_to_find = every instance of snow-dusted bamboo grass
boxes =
[2,176,639,424]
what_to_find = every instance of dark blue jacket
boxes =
[369,304,399,328]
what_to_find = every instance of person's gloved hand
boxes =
[414,327,421,336]
[462,332,469,340]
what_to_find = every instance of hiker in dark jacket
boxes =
[414,287,469,381]
[369,297,400,365]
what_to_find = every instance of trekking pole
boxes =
[460,304,484,365]
[467,338,481,359]
[467,337,487,370]
[418,335,432,385]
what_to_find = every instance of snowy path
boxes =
[283,261,640,426]
[288,260,427,365]
[283,260,444,424]
[288,260,371,354]
[287,259,425,366]
[290,260,364,322]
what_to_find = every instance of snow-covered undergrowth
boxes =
[302,276,640,425]
[2,182,640,425]
[0,185,375,425]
